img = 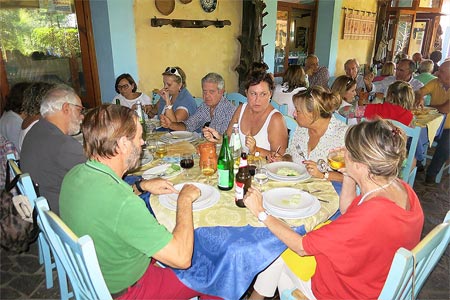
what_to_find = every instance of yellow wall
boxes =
[133,0,242,97]
[334,0,377,77]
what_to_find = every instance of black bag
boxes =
[0,163,39,253]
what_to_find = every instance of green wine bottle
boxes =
[217,134,234,191]
[135,100,147,140]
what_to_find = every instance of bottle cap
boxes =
[255,151,260,157]
[233,123,239,128]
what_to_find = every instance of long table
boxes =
[144,151,340,299]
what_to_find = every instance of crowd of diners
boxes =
[0,51,448,299]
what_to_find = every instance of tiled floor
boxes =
[1,169,449,299]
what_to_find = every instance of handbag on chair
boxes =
[0,162,39,253]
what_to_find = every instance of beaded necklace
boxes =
[357,179,395,206]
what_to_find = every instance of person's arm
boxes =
[159,114,187,131]
[164,105,189,123]
[244,188,307,256]
[152,184,200,268]
[263,112,288,157]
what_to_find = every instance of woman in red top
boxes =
[245,119,424,300]
[339,81,415,126]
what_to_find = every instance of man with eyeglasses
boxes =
[21,84,86,214]
[160,72,236,134]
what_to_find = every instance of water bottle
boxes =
[230,123,242,172]
[217,134,234,191]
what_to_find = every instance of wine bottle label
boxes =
[218,169,230,187]
[235,181,244,200]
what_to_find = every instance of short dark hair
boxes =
[115,73,137,93]
[5,82,32,113]
[82,104,138,159]
[244,71,275,92]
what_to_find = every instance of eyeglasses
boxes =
[165,67,183,82]
[68,103,86,114]
[118,83,130,90]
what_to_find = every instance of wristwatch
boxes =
[257,210,270,222]
[135,179,145,194]
[165,104,173,110]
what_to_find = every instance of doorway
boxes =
[0,0,100,112]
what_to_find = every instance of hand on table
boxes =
[267,151,283,163]
[160,114,171,128]
[243,187,264,217]
[140,178,178,195]
[178,184,201,204]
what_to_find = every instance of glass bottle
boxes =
[235,152,251,208]
[229,123,242,172]
[135,100,147,140]
[115,98,121,105]
[217,134,234,191]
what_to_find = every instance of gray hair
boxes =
[344,58,360,69]
[40,84,78,117]
[201,73,225,90]
[398,58,416,73]
[418,59,434,74]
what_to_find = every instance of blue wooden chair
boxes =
[226,92,247,106]
[6,154,57,291]
[379,210,450,300]
[388,120,421,187]
[283,115,297,142]
[35,197,112,300]
[271,101,288,115]
[333,111,348,124]
[194,97,203,107]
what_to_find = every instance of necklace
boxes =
[358,179,395,205]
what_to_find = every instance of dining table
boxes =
[129,133,342,299]
[411,108,445,162]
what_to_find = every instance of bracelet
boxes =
[135,179,145,193]
[323,171,329,180]
[165,105,173,110]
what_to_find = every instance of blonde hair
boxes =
[292,86,341,122]
[345,118,406,178]
[381,61,396,76]
[385,81,414,110]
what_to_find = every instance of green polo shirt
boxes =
[60,160,172,293]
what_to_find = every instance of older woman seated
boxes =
[112,73,152,114]
[339,80,415,126]
[148,66,197,123]
[245,118,424,300]
[203,71,288,158]
[270,86,348,182]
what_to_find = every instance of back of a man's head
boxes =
[40,84,77,117]
[82,104,137,160]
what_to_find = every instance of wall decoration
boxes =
[200,0,217,13]
[343,8,376,40]
[155,0,175,16]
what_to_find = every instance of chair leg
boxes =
[436,162,450,183]
[39,234,55,289]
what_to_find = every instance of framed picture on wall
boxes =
[295,26,308,50]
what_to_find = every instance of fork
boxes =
[295,144,307,161]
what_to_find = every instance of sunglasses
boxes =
[165,67,183,82]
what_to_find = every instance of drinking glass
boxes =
[180,153,194,178]
[327,149,346,171]
[147,140,157,155]
[200,159,216,184]
[155,142,167,159]
[254,168,269,192]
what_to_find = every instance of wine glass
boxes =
[180,153,194,178]
[147,140,157,155]
[155,142,167,159]
[254,168,269,192]
[200,159,216,184]
[327,149,346,171]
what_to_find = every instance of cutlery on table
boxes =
[295,144,306,161]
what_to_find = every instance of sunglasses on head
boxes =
[165,67,183,82]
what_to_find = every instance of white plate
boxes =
[265,162,310,182]
[140,150,153,166]
[142,163,182,179]
[263,188,320,219]
[159,182,220,211]
[162,131,194,140]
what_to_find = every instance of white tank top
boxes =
[238,103,279,153]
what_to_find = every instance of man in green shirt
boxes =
[60,104,213,299]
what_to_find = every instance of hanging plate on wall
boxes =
[180,0,192,3]
[200,0,217,13]
[155,0,175,16]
